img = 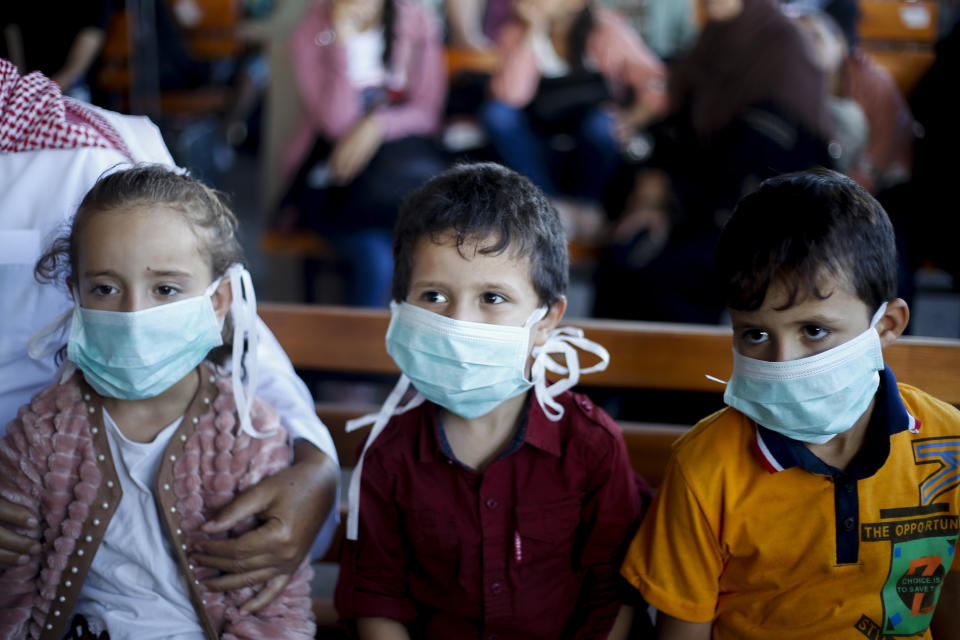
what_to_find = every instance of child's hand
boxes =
[0,496,41,565]
[192,442,338,611]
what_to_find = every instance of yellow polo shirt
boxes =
[622,370,960,639]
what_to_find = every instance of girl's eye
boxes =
[420,290,447,304]
[156,285,181,297]
[482,292,506,305]
[91,284,117,296]
[802,325,830,340]
[741,328,769,344]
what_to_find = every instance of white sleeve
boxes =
[254,316,338,463]
[254,316,341,559]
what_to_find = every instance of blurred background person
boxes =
[594,0,832,323]
[277,0,450,307]
[2,1,112,101]
[480,0,666,243]
[599,0,698,61]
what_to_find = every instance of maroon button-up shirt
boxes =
[335,390,642,639]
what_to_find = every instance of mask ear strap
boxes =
[870,301,889,330]
[344,374,425,540]
[27,297,79,385]
[530,328,610,421]
[27,305,74,361]
[225,264,268,439]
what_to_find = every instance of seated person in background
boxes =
[445,0,509,50]
[335,163,646,639]
[480,0,666,243]
[599,0,698,61]
[793,8,915,194]
[2,1,111,99]
[0,166,315,639]
[593,0,831,324]
[0,60,338,611]
[280,0,450,307]
[622,169,960,639]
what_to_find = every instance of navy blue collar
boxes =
[754,366,920,477]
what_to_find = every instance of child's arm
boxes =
[620,453,723,632]
[931,572,960,637]
[566,421,644,637]
[656,612,712,640]
[334,447,417,629]
[356,617,412,640]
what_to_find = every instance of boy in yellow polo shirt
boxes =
[621,169,960,639]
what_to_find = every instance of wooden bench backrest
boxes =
[858,0,939,96]
[860,0,939,44]
[260,302,960,488]
[259,303,960,403]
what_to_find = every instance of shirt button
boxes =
[490,582,503,595]
[580,400,592,411]
[485,498,498,510]
[843,516,856,531]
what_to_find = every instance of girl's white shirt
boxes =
[71,408,206,639]
[345,27,388,89]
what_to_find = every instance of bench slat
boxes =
[260,304,960,405]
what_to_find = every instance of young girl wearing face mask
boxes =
[0,166,315,640]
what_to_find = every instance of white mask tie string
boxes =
[345,374,425,540]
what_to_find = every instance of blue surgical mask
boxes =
[385,302,547,419]
[723,303,888,444]
[66,276,226,400]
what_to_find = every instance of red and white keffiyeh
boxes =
[0,58,133,161]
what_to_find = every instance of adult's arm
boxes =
[488,20,542,107]
[445,0,492,50]
[0,410,45,627]
[3,24,26,72]
[591,8,667,131]
[192,317,340,610]
[0,499,39,566]
[51,27,105,90]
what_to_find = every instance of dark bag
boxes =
[526,70,611,131]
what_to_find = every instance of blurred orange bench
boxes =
[859,0,939,97]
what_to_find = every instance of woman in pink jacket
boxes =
[280,0,449,307]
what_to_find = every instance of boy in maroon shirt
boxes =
[334,163,644,639]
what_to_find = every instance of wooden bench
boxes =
[260,302,960,626]
[260,303,960,488]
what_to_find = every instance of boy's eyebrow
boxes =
[792,313,845,325]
